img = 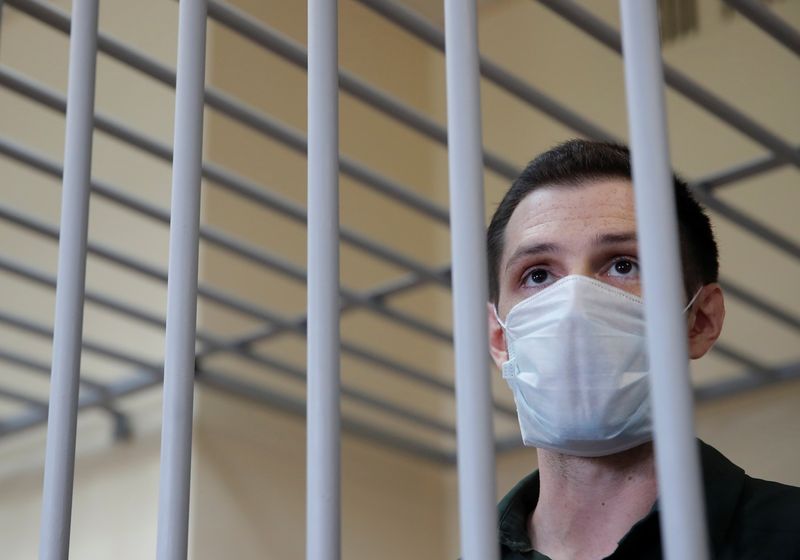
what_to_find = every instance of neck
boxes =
[530,443,657,559]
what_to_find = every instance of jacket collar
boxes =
[496,440,746,555]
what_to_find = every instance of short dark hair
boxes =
[487,139,719,303]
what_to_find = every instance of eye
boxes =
[522,268,552,287]
[607,258,639,278]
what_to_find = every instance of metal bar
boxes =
[0,309,161,374]
[38,1,98,557]
[0,387,48,409]
[724,0,800,57]
[5,0,450,224]
[0,374,161,437]
[305,0,342,551]
[155,2,207,558]
[0,342,106,394]
[712,342,773,377]
[443,1,498,559]
[690,186,800,261]
[718,278,800,332]
[693,148,800,191]
[538,0,800,169]
[355,0,617,142]
[205,0,520,181]
[0,341,135,439]
[694,360,800,400]
[619,2,709,559]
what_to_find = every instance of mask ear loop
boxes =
[492,304,507,330]
[683,286,703,314]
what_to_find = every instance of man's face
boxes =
[494,178,640,321]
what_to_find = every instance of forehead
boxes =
[501,179,637,265]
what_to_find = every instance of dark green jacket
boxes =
[498,441,800,559]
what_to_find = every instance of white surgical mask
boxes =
[495,275,700,457]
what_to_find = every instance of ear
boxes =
[488,302,508,368]
[687,283,725,360]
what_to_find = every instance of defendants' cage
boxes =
[0,0,797,558]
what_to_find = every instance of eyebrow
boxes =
[504,242,561,272]
[594,231,638,246]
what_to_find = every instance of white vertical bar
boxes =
[38,1,99,558]
[443,1,498,559]
[306,0,340,559]
[155,1,207,559]
[619,2,709,559]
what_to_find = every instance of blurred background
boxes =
[0,0,798,558]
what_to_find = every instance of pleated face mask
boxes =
[495,275,699,457]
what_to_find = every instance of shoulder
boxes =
[724,471,800,558]
[699,441,800,558]
[735,475,800,531]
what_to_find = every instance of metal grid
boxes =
[0,0,798,468]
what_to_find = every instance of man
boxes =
[486,140,800,559]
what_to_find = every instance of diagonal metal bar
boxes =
[206,0,520,181]
[0,310,161,374]
[536,0,800,169]
[5,0,451,225]
[0,343,133,439]
[693,360,800,401]
[696,146,800,191]
[355,0,617,142]
[724,0,800,57]
[718,278,800,332]
[0,346,107,394]
[0,66,451,289]
[0,386,48,409]
[712,341,773,377]
[689,185,800,261]
[0,374,159,437]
